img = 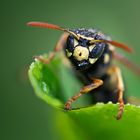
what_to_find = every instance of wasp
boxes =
[27,21,140,120]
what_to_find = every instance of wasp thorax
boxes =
[73,46,89,61]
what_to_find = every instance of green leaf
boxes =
[28,55,64,108]
[28,54,140,140]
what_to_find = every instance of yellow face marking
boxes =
[77,34,94,40]
[66,49,72,57]
[89,44,96,52]
[74,39,79,47]
[89,58,98,64]
[104,53,110,64]
[73,46,89,61]
[109,45,115,51]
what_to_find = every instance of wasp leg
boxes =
[113,51,140,76]
[108,66,124,120]
[35,33,69,64]
[64,79,103,110]
[34,53,54,64]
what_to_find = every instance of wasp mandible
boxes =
[27,21,140,120]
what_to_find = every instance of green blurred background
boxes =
[1,0,140,140]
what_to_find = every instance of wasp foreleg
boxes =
[34,52,55,64]
[64,79,103,110]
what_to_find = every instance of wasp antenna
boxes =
[27,21,80,40]
[90,39,133,53]
[106,40,133,53]
[27,21,64,31]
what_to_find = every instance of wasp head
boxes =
[65,29,106,70]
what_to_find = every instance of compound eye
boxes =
[89,43,105,58]
[67,36,75,52]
